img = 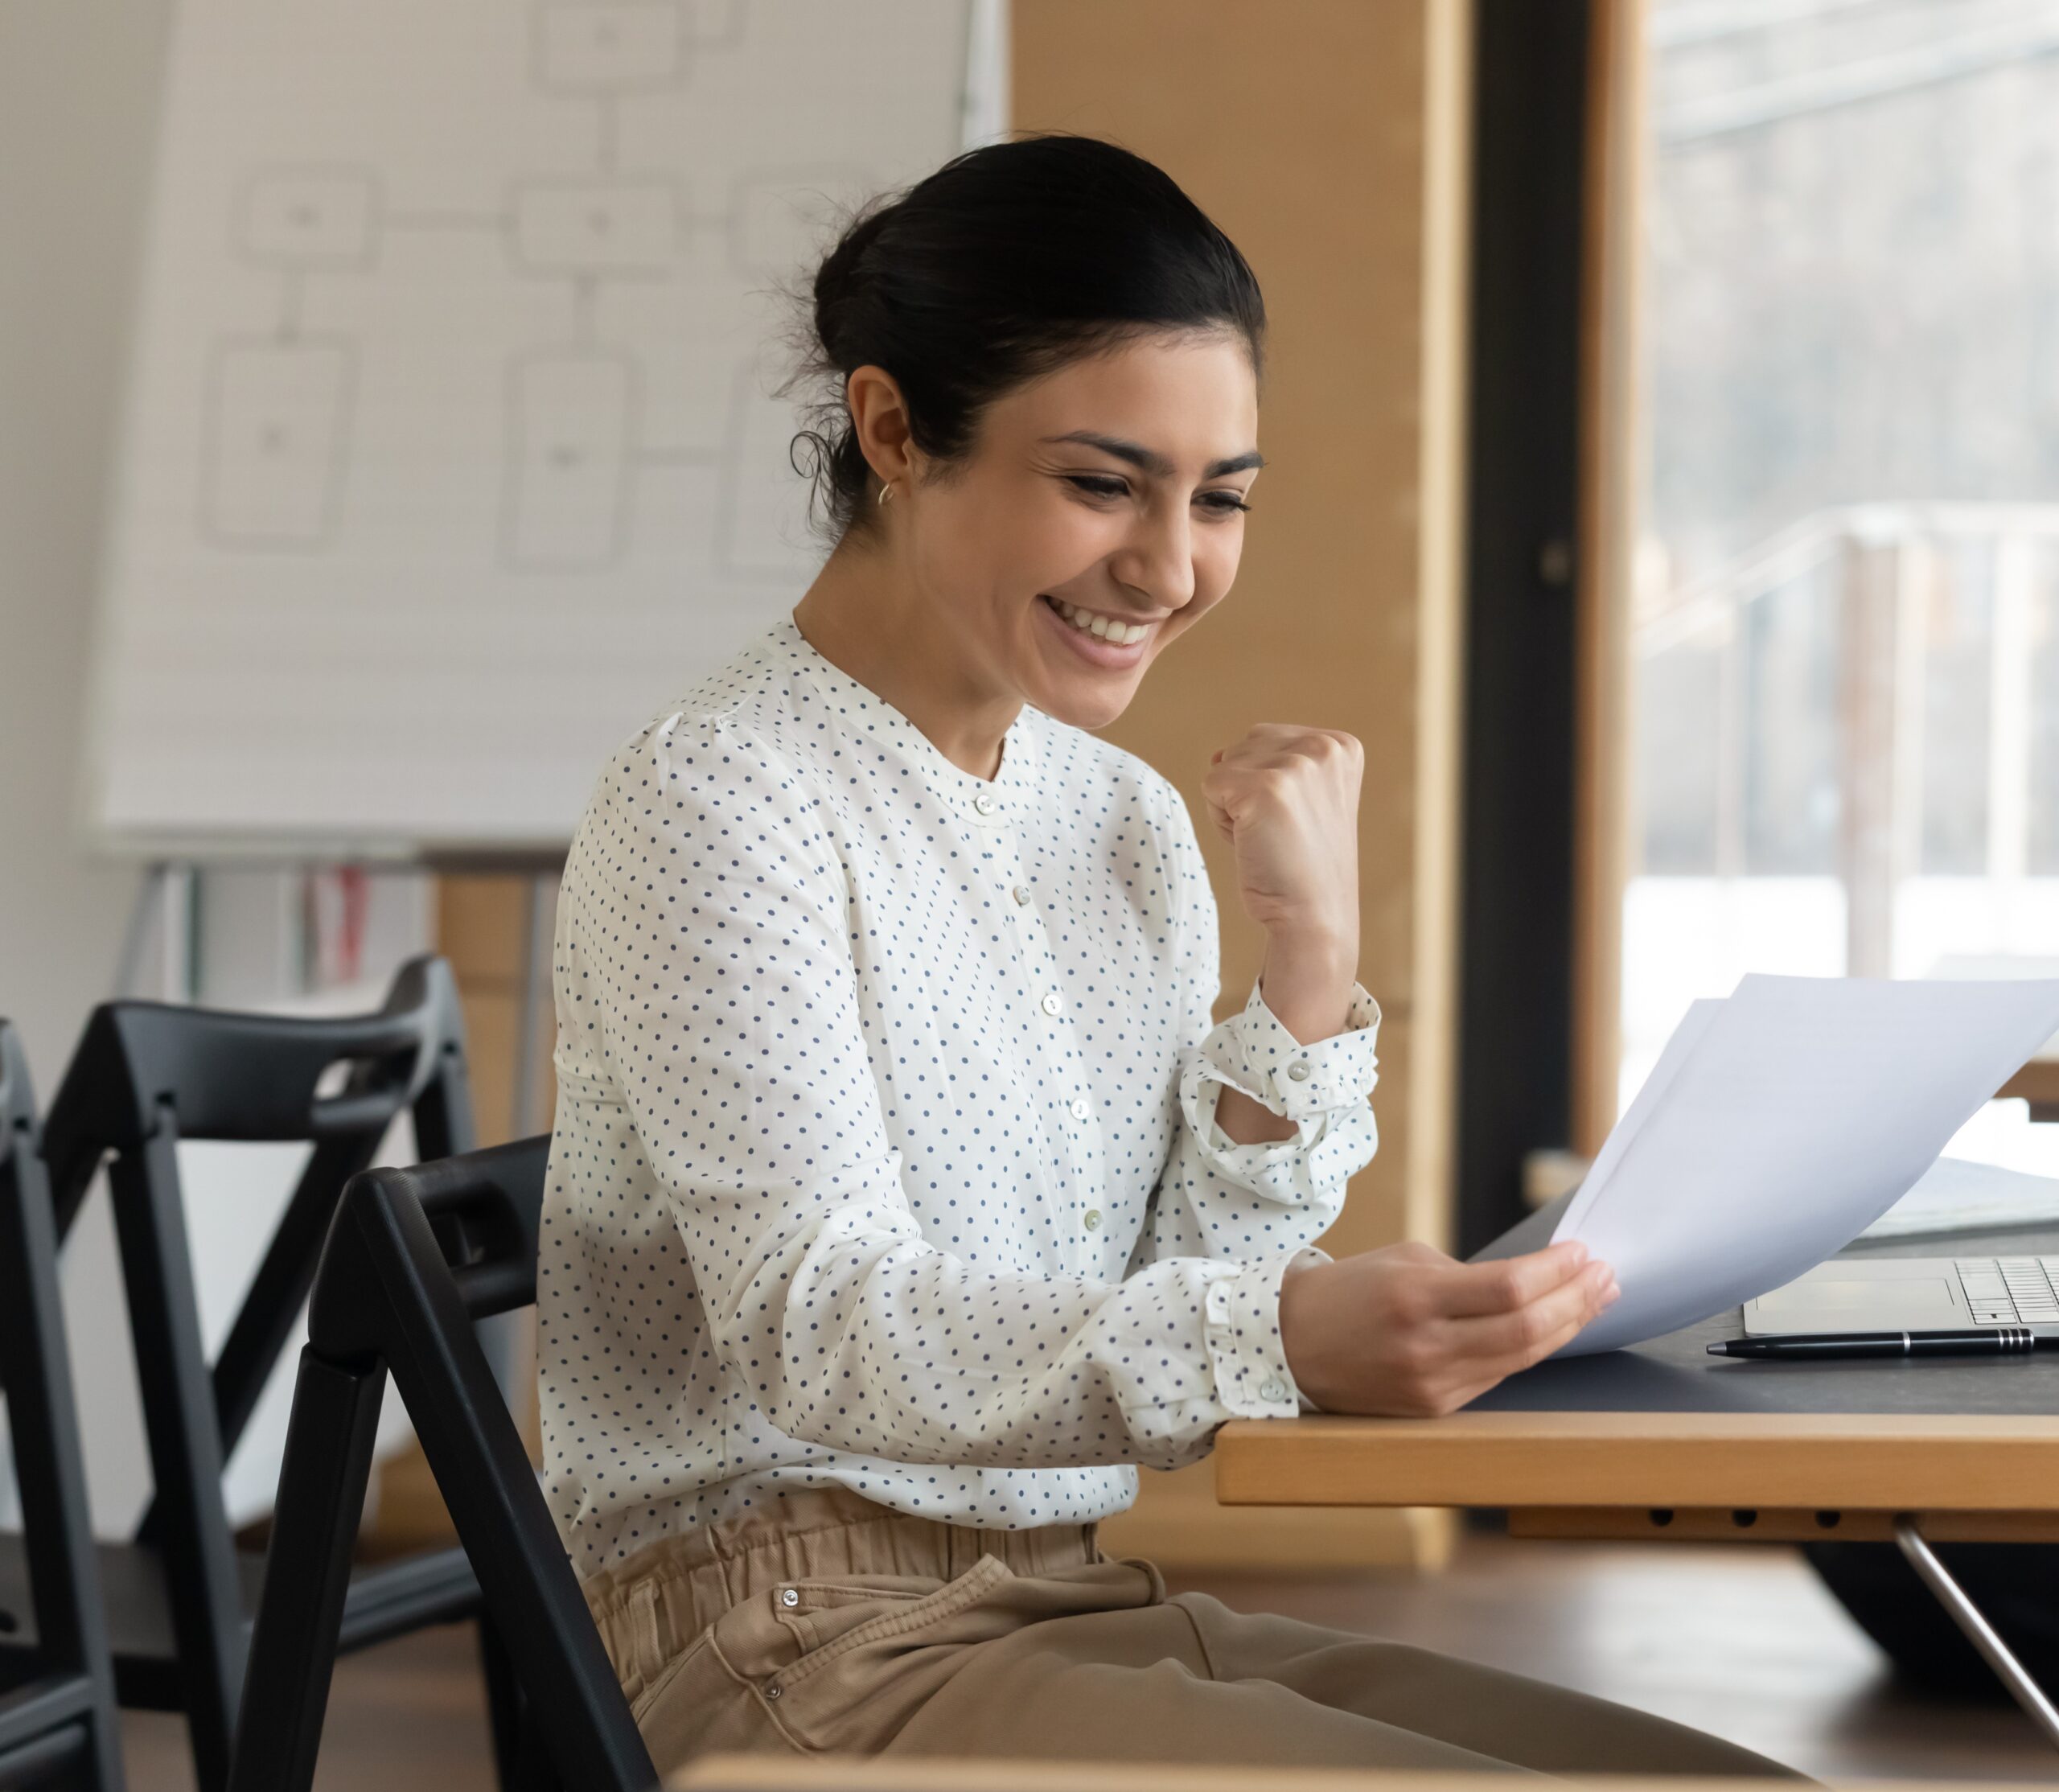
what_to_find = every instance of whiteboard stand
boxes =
[113,862,198,1003]
[112,863,170,1001]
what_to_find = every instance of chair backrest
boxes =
[43,952,474,1522]
[0,1022,125,1789]
[43,950,474,1209]
[230,1137,656,1792]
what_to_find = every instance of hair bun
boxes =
[810,202,893,370]
[783,135,1264,544]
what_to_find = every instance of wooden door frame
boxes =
[1454,0,1645,1252]
[1570,0,1647,1157]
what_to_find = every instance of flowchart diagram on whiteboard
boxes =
[86,0,986,853]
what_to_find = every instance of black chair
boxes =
[228,1136,656,1792]
[0,1023,125,1791]
[0,956,513,1792]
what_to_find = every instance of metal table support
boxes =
[1894,1514,2059,1750]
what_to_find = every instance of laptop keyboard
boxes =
[1956,1257,2059,1326]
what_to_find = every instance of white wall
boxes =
[1,4,460,1536]
[0,7,171,1067]
[0,1,176,1530]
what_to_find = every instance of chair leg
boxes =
[478,1612,523,1787]
[513,1690,568,1792]
[225,1349,386,1792]
[478,1617,565,1791]
[78,1708,125,1792]
[109,1137,248,1792]
[0,1129,125,1792]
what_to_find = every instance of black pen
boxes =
[1707,1328,2043,1359]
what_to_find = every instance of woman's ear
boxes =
[845,365,915,491]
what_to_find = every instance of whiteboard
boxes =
[83,0,992,857]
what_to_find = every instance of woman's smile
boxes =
[1036,591,1157,668]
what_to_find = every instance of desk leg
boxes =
[1894,1516,2059,1748]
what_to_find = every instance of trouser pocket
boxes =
[610,1564,994,1768]
[712,1553,1158,1756]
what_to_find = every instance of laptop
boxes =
[1741,1255,2059,1336]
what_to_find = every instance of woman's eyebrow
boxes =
[1042,431,1264,480]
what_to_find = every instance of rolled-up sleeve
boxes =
[1179,975,1383,1202]
[1128,782,1383,1414]
[585,715,1346,1472]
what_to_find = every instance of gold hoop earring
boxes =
[877,481,894,508]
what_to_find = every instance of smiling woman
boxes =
[537,134,1785,1781]
[799,334,1262,733]
[788,134,1268,738]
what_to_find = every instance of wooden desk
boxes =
[1215,1226,2059,1546]
[1218,1224,2059,1744]
[1999,1049,2059,1120]
[672,1759,2008,1791]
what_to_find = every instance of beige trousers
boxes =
[580,1489,1798,1781]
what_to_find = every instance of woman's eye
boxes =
[1062,475,1250,515]
[1065,475,1130,500]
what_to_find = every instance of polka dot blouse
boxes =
[540,614,1382,1572]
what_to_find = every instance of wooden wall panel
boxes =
[438,874,557,1146]
[1017,0,1473,1568]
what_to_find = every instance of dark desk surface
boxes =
[1214,1223,2059,1530]
[1474,1223,2059,1418]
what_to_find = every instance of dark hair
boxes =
[787,134,1265,540]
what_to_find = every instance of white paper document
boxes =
[1550,974,2059,1354]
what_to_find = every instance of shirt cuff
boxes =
[1196,976,1382,1125]
[1202,1246,1329,1420]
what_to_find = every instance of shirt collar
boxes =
[776,613,1039,828]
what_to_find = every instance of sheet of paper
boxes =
[1858,1155,2059,1241]
[1553,998,1721,1240]
[1551,973,2059,1355]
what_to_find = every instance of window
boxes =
[1625,0,2059,1173]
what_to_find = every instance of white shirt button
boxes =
[1012,885,1031,905]
[780,1587,799,1607]
[1069,1096,1091,1120]
[1083,1209,1102,1231]
[1259,1378,1289,1403]
[1040,992,1062,1017]
[972,792,997,816]
[1287,1060,1312,1082]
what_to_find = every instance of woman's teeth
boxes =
[1047,596,1149,645]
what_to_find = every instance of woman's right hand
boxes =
[1276,1240,1619,1417]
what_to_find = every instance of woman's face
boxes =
[899,331,1261,730]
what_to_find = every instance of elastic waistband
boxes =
[580,1488,1102,1688]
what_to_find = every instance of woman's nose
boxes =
[1115,509,1196,610]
